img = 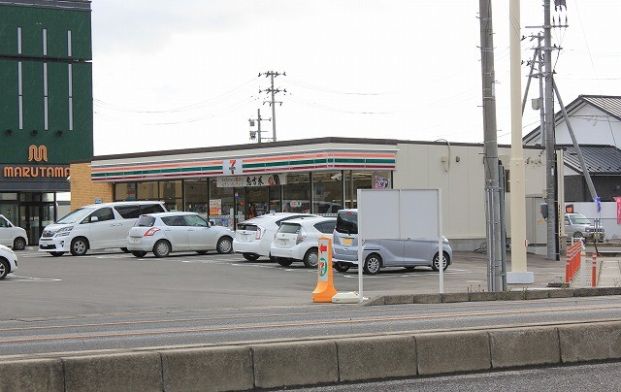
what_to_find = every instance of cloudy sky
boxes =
[91,0,621,155]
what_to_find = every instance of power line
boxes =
[93,77,256,114]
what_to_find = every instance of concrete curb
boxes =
[364,286,621,306]
[3,321,621,391]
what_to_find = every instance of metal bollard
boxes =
[592,253,597,288]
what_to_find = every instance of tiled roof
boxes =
[563,145,621,175]
[581,96,621,121]
[523,95,621,144]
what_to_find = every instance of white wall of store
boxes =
[393,143,548,249]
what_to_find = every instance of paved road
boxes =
[288,362,621,392]
[2,249,618,358]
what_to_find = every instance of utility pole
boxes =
[479,0,504,292]
[507,0,534,284]
[248,108,271,144]
[543,0,559,260]
[259,71,286,142]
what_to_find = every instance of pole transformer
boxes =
[259,71,286,142]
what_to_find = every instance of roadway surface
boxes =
[289,362,621,391]
[1,248,620,359]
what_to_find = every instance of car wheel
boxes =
[70,237,89,256]
[334,262,350,273]
[243,253,260,261]
[196,251,208,255]
[49,252,64,257]
[132,251,147,258]
[432,252,450,271]
[153,240,171,258]
[13,237,27,251]
[120,247,130,253]
[277,258,293,267]
[303,248,319,268]
[216,236,233,254]
[363,254,382,275]
[0,258,8,280]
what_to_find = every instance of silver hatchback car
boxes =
[332,209,452,274]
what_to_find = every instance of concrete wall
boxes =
[69,163,113,210]
[393,142,547,250]
[3,321,621,391]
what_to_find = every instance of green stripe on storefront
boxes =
[92,165,223,178]
[334,158,395,164]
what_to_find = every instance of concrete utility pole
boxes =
[259,71,286,142]
[479,0,504,292]
[508,0,534,284]
[248,108,271,144]
[543,0,559,260]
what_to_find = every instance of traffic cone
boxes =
[312,236,337,303]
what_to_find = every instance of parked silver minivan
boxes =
[332,209,452,274]
[564,213,605,242]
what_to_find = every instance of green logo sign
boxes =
[319,257,328,281]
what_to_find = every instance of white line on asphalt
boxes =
[6,275,62,282]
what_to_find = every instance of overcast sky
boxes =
[91,0,621,155]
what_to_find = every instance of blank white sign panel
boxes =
[358,189,440,240]
[399,189,439,239]
[358,190,400,240]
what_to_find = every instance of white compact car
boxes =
[127,212,235,257]
[0,214,28,250]
[0,244,18,280]
[39,201,166,257]
[233,213,315,261]
[270,216,336,268]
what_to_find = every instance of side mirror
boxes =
[90,216,99,223]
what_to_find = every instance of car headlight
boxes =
[54,226,74,237]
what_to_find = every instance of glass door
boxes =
[20,203,55,245]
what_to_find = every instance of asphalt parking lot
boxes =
[0,248,569,320]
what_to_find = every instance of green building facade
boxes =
[0,0,92,244]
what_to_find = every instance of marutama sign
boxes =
[1,144,69,179]
[3,166,69,178]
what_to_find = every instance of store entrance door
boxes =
[244,187,269,219]
[20,203,54,245]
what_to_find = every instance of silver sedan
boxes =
[127,212,234,257]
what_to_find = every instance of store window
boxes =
[137,182,158,200]
[160,180,182,211]
[184,179,209,217]
[115,183,137,201]
[283,173,311,213]
[0,193,17,201]
[0,202,18,224]
[312,172,343,215]
[209,178,235,228]
[345,171,392,208]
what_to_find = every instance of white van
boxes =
[38,201,167,256]
[0,214,28,250]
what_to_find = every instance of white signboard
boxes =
[358,189,439,240]
[216,174,286,188]
[357,189,444,299]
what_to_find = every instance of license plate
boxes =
[343,238,353,246]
